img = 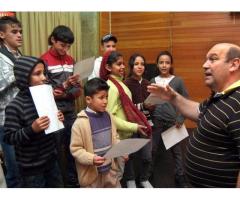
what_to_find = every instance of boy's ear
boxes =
[0,31,5,40]
[100,45,105,52]
[105,64,112,72]
[50,36,56,44]
[85,96,92,104]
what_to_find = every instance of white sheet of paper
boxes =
[29,84,64,134]
[104,138,150,159]
[144,94,165,105]
[74,56,95,80]
[161,124,189,150]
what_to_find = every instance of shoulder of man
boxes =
[0,45,17,62]
[95,56,102,62]
[0,51,14,66]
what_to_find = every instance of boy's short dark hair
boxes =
[84,78,109,97]
[0,16,22,43]
[0,16,22,32]
[101,33,117,45]
[48,25,74,45]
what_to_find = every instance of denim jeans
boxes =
[54,112,78,187]
[0,126,22,187]
[22,160,63,188]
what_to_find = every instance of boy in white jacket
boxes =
[88,34,117,80]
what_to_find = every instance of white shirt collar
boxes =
[86,106,97,114]
[4,44,21,58]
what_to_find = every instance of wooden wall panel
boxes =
[111,12,172,63]
[99,12,110,35]
[99,12,240,128]
[99,12,110,53]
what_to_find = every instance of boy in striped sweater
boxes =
[70,78,121,187]
[3,56,64,187]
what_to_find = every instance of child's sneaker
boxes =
[140,180,153,188]
[126,180,136,188]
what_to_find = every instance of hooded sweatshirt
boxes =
[3,56,57,176]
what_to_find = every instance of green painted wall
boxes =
[80,12,99,59]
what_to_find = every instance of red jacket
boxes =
[41,48,81,113]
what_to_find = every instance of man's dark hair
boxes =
[48,25,74,45]
[0,16,22,43]
[0,16,22,32]
[225,46,240,62]
[84,78,109,97]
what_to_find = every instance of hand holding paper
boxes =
[93,155,106,166]
[31,116,50,133]
[137,125,148,137]
[53,88,66,99]
[29,84,64,134]
[161,124,189,150]
[57,111,64,122]
[63,74,80,88]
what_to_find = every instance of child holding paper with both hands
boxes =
[3,56,64,188]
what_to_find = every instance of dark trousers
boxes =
[151,120,185,177]
[54,112,78,187]
[22,160,63,188]
[0,126,22,187]
[124,133,152,182]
